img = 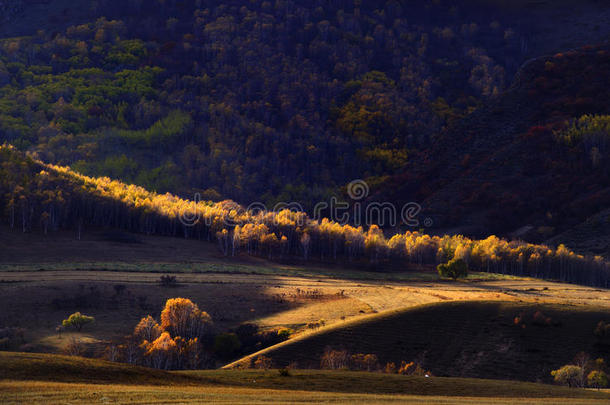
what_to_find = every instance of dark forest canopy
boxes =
[0,0,609,253]
[0,0,530,207]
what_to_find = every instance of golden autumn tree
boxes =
[160,298,212,340]
[142,331,177,370]
[133,315,162,342]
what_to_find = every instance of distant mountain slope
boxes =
[1,0,609,208]
[549,209,610,257]
[376,44,610,248]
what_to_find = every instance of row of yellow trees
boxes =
[1,144,608,287]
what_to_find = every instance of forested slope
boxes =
[1,1,609,261]
[0,0,608,209]
[1,145,608,286]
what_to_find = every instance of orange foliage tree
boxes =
[111,298,213,370]
[160,298,213,340]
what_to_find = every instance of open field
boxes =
[0,228,609,383]
[1,229,609,358]
[2,267,609,354]
[0,352,608,404]
[4,381,608,405]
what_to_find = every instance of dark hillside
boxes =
[1,0,609,208]
[227,301,610,383]
[376,44,610,247]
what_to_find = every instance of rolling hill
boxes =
[226,301,610,383]
[1,1,609,253]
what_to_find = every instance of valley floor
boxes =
[1,380,607,405]
[1,266,609,354]
[0,229,608,392]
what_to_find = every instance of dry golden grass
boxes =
[1,353,609,404]
[1,260,609,353]
[1,227,609,382]
[2,381,609,405]
[2,268,609,353]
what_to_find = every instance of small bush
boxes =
[159,275,177,287]
[437,258,468,280]
[398,361,431,376]
[62,312,95,331]
[278,368,290,377]
[514,310,556,328]
[384,362,397,374]
[532,310,553,326]
[214,333,241,359]
[594,320,610,341]
[0,327,26,349]
[277,328,292,341]
[551,365,584,387]
[113,284,126,296]
[254,355,272,370]
[587,370,608,389]
[64,337,86,356]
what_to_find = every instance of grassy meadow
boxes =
[1,353,609,404]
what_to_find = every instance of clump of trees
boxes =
[62,312,95,331]
[320,348,350,370]
[319,347,431,375]
[551,353,608,389]
[588,370,609,390]
[104,298,291,369]
[554,114,610,172]
[551,365,585,388]
[106,298,213,370]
